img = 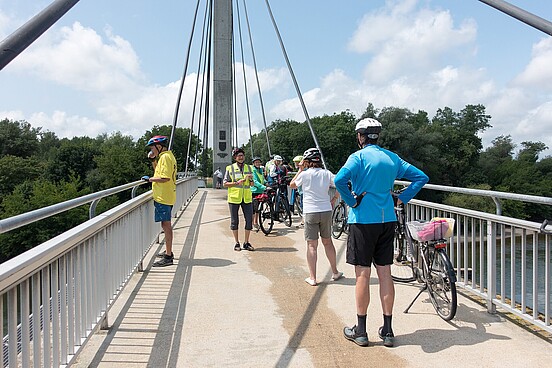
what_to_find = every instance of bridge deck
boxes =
[74,189,551,367]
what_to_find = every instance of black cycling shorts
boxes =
[346,222,396,267]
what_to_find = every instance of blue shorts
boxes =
[154,201,173,222]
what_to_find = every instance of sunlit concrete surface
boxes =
[73,189,552,368]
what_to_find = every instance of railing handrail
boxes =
[0,190,152,295]
[0,177,194,235]
[2,178,548,236]
[396,180,552,206]
[409,198,544,231]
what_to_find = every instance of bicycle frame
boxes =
[404,237,458,321]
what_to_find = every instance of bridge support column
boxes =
[213,0,233,174]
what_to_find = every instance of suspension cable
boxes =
[201,2,214,175]
[232,40,239,150]
[235,0,255,158]
[185,0,211,175]
[242,0,272,157]
[194,1,213,172]
[168,0,203,151]
[262,0,327,169]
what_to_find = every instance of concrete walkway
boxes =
[74,189,551,367]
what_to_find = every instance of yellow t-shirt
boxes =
[152,151,177,205]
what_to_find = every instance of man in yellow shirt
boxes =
[142,135,177,267]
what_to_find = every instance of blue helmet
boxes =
[146,135,169,147]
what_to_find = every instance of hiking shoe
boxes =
[378,327,394,347]
[234,242,241,251]
[242,242,255,251]
[343,325,369,347]
[153,253,174,267]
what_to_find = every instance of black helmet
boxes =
[303,148,321,163]
[232,147,245,157]
[355,118,382,138]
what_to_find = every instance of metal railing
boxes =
[405,198,551,333]
[0,177,198,367]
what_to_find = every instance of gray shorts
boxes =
[304,211,332,241]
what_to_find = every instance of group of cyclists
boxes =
[249,154,303,230]
[222,118,429,349]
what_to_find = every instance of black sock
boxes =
[383,314,393,335]
[356,314,367,335]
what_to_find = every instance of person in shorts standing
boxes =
[335,118,428,347]
[290,148,343,286]
[142,135,177,267]
[214,167,223,189]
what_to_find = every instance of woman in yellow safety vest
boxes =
[223,147,255,251]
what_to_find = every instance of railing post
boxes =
[486,220,497,313]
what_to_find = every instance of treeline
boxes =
[1,102,551,261]
[0,120,205,262]
[245,104,551,221]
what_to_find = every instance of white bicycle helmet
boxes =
[355,118,382,138]
[303,148,321,163]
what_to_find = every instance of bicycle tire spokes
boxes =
[425,248,457,321]
[331,202,347,239]
[391,201,415,282]
[391,235,415,283]
[259,201,274,235]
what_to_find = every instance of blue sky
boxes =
[1,0,551,157]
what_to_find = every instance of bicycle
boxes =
[390,188,416,282]
[271,181,292,227]
[257,189,274,235]
[331,197,348,239]
[399,218,458,321]
[331,182,354,239]
[258,185,292,235]
[290,187,303,217]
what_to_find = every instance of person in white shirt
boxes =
[290,148,343,286]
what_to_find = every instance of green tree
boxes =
[47,136,100,184]
[0,176,89,262]
[0,155,44,200]
[0,119,40,158]
[478,135,515,187]
[429,105,491,186]
[90,132,147,190]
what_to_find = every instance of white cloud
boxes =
[9,22,144,93]
[348,0,477,84]
[2,0,550,158]
[513,37,552,91]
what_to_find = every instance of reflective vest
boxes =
[226,163,253,204]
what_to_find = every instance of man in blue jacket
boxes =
[335,118,428,348]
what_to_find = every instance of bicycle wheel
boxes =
[390,235,415,282]
[426,248,457,321]
[331,203,346,239]
[279,197,292,227]
[259,202,274,235]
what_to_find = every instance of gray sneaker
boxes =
[343,325,369,347]
[378,327,394,347]
[153,253,174,267]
